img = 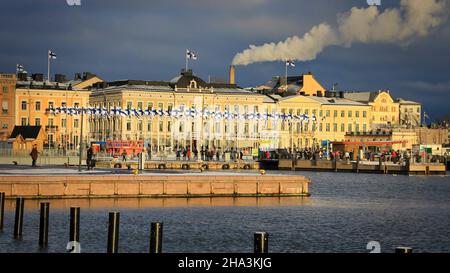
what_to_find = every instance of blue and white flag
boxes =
[16,64,24,72]
[186,49,197,60]
[286,60,295,67]
[48,50,57,60]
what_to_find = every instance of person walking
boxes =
[30,144,39,167]
[122,150,127,162]
[86,147,93,170]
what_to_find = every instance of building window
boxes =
[333,110,337,118]
[2,100,8,114]
[159,121,164,132]
[127,101,132,110]
[363,111,367,118]
[167,121,171,132]
[137,102,143,110]
[73,119,79,128]
[319,110,323,117]
[62,119,67,128]
[74,102,80,108]
[138,120,143,131]
[326,123,330,132]
[147,102,153,110]
[341,123,345,132]
[341,110,345,117]
[2,86,8,93]
[348,123,352,132]
[355,111,359,118]
[126,121,132,131]
[2,123,7,129]
[21,118,27,126]
[35,101,41,111]
[21,101,27,111]
[168,103,173,112]
[326,110,330,117]
[348,111,352,118]
[355,124,360,132]
[319,123,322,132]
[147,121,152,131]
[48,102,54,109]
[62,102,67,108]
[158,103,164,110]
[333,123,337,132]
[35,118,41,126]
[363,124,367,132]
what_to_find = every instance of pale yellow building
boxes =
[344,90,400,128]
[89,69,272,153]
[274,94,372,149]
[397,98,421,127]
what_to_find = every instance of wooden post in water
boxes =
[0,192,5,230]
[69,207,80,244]
[149,222,163,253]
[254,232,268,253]
[13,197,25,238]
[395,247,413,254]
[39,202,50,247]
[107,212,120,253]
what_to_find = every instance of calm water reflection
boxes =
[0,171,449,253]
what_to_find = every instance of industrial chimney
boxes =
[229,65,235,85]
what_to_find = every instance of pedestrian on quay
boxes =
[122,150,127,162]
[86,146,94,170]
[29,144,39,167]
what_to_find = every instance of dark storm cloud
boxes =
[0,0,449,119]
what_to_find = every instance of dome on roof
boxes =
[170,69,207,88]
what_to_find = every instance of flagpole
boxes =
[285,60,288,87]
[47,51,50,82]
[185,50,188,71]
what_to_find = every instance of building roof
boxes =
[9,126,42,139]
[257,75,305,96]
[91,69,256,96]
[275,94,370,106]
[396,98,421,105]
[342,91,380,102]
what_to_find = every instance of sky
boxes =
[0,0,449,119]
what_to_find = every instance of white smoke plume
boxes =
[232,0,449,66]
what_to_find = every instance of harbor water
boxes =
[0,171,449,253]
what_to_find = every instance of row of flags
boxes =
[48,106,318,122]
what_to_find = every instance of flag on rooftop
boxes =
[16,64,24,72]
[48,50,57,59]
[186,49,197,60]
[286,60,295,67]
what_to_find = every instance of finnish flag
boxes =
[48,50,57,59]
[286,60,295,67]
[186,49,197,60]
[16,64,24,71]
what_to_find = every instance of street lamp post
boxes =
[78,107,85,172]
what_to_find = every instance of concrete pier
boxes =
[278,159,447,175]
[0,173,310,199]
